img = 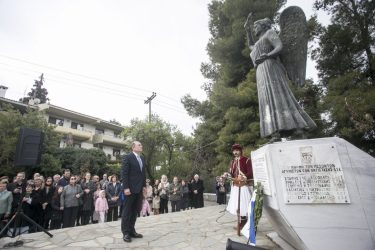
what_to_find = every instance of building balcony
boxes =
[54,126,92,141]
[92,133,126,147]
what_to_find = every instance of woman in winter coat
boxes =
[152,185,160,215]
[32,177,45,229]
[22,182,42,232]
[105,175,121,222]
[190,174,204,208]
[180,180,189,211]
[60,176,83,228]
[216,177,227,205]
[169,176,181,212]
[41,177,55,229]
[158,175,170,214]
[80,172,95,225]
[50,186,63,230]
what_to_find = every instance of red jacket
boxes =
[229,156,253,180]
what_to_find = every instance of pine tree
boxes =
[312,0,375,155]
[20,73,49,104]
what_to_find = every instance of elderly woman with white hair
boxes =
[190,174,204,208]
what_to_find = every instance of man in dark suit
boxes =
[121,141,146,243]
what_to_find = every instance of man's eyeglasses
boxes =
[70,178,76,180]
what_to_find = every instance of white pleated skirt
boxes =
[226,185,252,216]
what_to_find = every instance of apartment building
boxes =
[0,93,126,161]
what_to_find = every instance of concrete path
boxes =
[0,203,280,249]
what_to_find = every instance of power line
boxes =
[0,54,152,94]
[153,101,186,113]
[0,65,190,114]
[0,54,185,106]
[0,60,148,99]
[42,75,186,114]
[43,76,189,113]
[0,61,187,110]
[155,98,182,109]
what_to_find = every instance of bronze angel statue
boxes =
[244,6,316,140]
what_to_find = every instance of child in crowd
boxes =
[140,194,151,217]
[152,185,160,215]
[95,190,108,223]
[92,182,102,223]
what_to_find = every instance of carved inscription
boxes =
[280,144,350,204]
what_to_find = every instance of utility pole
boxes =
[144,92,156,122]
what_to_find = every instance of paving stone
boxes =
[96,236,114,245]
[34,241,52,247]
[173,241,190,249]
[181,246,200,250]
[104,243,129,248]
[68,239,100,247]
[40,244,59,249]
[121,239,148,248]
[0,202,280,249]
[200,237,217,247]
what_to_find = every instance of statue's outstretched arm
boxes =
[244,12,255,48]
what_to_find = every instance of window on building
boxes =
[48,116,64,126]
[71,122,84,130]
[114,131,122,138]
[93,144,103,150]
[113,149,121,156]
[73,142,81,148]
[95,128,104,135]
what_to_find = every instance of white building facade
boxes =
[38,103,126,160]
[0,95,126,161]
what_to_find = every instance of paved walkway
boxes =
[0,203,280,249]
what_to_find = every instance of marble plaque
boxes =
[279,143,350,204]
[252,153,272,195]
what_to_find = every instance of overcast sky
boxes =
[0,0,329,135]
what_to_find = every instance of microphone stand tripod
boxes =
[0,189,53,248]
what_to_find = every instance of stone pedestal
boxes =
[251,137,375,250]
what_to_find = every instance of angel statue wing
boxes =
[279,6,308,87]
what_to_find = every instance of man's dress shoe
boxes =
[123,234,131,242]
[130,232,143,238]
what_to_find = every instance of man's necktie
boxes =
[136,155,143,172]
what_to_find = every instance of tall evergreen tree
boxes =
[312,0,375,155]
[20,73,49,104]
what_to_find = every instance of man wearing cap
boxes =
[224,144,253,231]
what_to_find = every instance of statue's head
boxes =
[254,18,272,36]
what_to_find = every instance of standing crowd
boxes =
[0,169,205,236]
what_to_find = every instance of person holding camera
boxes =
[8,172,26,215]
